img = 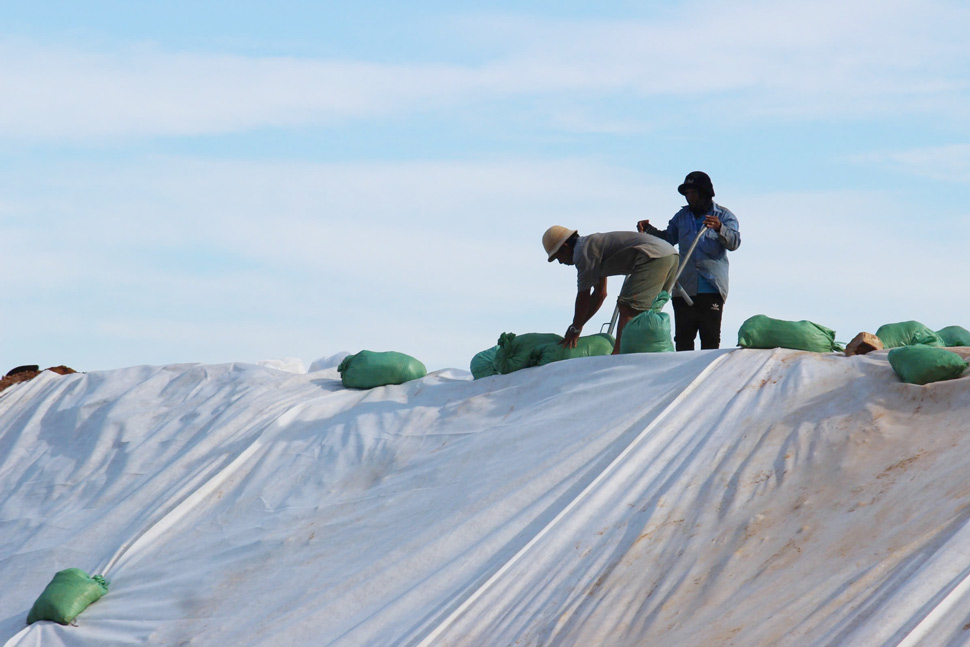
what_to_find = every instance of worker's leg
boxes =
[617,255,679,311]
[672,297,699,351]
[612,302,642,354]
[659,254,679,295]
[615,255,678,354]
[696,294,725,349]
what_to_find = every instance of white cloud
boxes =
[1,0,968,139]
[3,0,969,370]
[0,155,668,369]
[851,144,970,184]
[478,0,970,119]
[0,40,481,138]
[547,108,653,135]
[6,152,967,371]
[3,154,968,370]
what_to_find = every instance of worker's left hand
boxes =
[703,215,722,232]
[561,325,581,349]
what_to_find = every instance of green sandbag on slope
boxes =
[338,350,427,389]
[470,346,500,379]
[875,320,944,348]
[738,315,841,353]
[27,568,109,625]
[531,333,615,366]
[937,325,970,347]
[619,291,675,354]
[493,332,564,374]
[888,345,968,385]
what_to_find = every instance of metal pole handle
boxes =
[663,226,708,294]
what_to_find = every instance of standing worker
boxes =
[543,226,678,354]
[637,171,741,350]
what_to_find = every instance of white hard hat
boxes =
[542,226,577,262]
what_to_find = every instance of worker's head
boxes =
[678,171,715,212]
[542,226,578,264]
[678,171,715,198]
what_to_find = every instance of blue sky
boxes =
[2,0,969,372]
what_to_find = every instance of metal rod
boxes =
[664,226,708,294]
[602,305,620,336]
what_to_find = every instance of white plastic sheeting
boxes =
[1,348,969,646]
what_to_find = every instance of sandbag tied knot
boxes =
[337,355,351,374]
[494,332,564,374]
[496,332,517,349]
[649,290,671,312]
[619,294,675,354]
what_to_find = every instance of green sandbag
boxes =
[27,568,109,625]
[937,325,970,347]
[338,350,427,389]
[888,345,968,385]
[737,315,841,352]
[493,332,563,374]
[875,320,944,348]
[470,346,500,379]
[531,333,615,366]
[619,291,674,354]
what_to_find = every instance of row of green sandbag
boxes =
[875,321,970,348]
[873,323,969,384]
[738,317,970,353]
[471,332,614,379]
[342,320,968,386]
[338,350,427,389]
[470,317,967,385]
[337,306,672,387]
[737,315,969,385]
[471,292,677,379]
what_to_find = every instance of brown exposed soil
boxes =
[0,365,78,395]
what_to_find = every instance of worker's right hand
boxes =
[561,325,581,349]
[636,219,650,233]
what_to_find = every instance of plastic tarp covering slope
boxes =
[1,349,969,647]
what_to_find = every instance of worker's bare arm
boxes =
[562,278,608,348]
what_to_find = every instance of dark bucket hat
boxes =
[678,171,715,197]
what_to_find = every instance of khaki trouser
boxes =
[616,254,678,311]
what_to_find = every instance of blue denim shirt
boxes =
[648,202,740,299]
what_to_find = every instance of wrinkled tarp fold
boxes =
[2,350,970,646]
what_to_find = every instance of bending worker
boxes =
[543,226,678,354]
[637,171,741,350]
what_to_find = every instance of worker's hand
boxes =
[703,215,722,232]
[636,219,651,233]
[561,325,581,349]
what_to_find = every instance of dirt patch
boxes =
[876,453,923,479]
[0,365,78,395]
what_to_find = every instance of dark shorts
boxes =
[616,255,678,311]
